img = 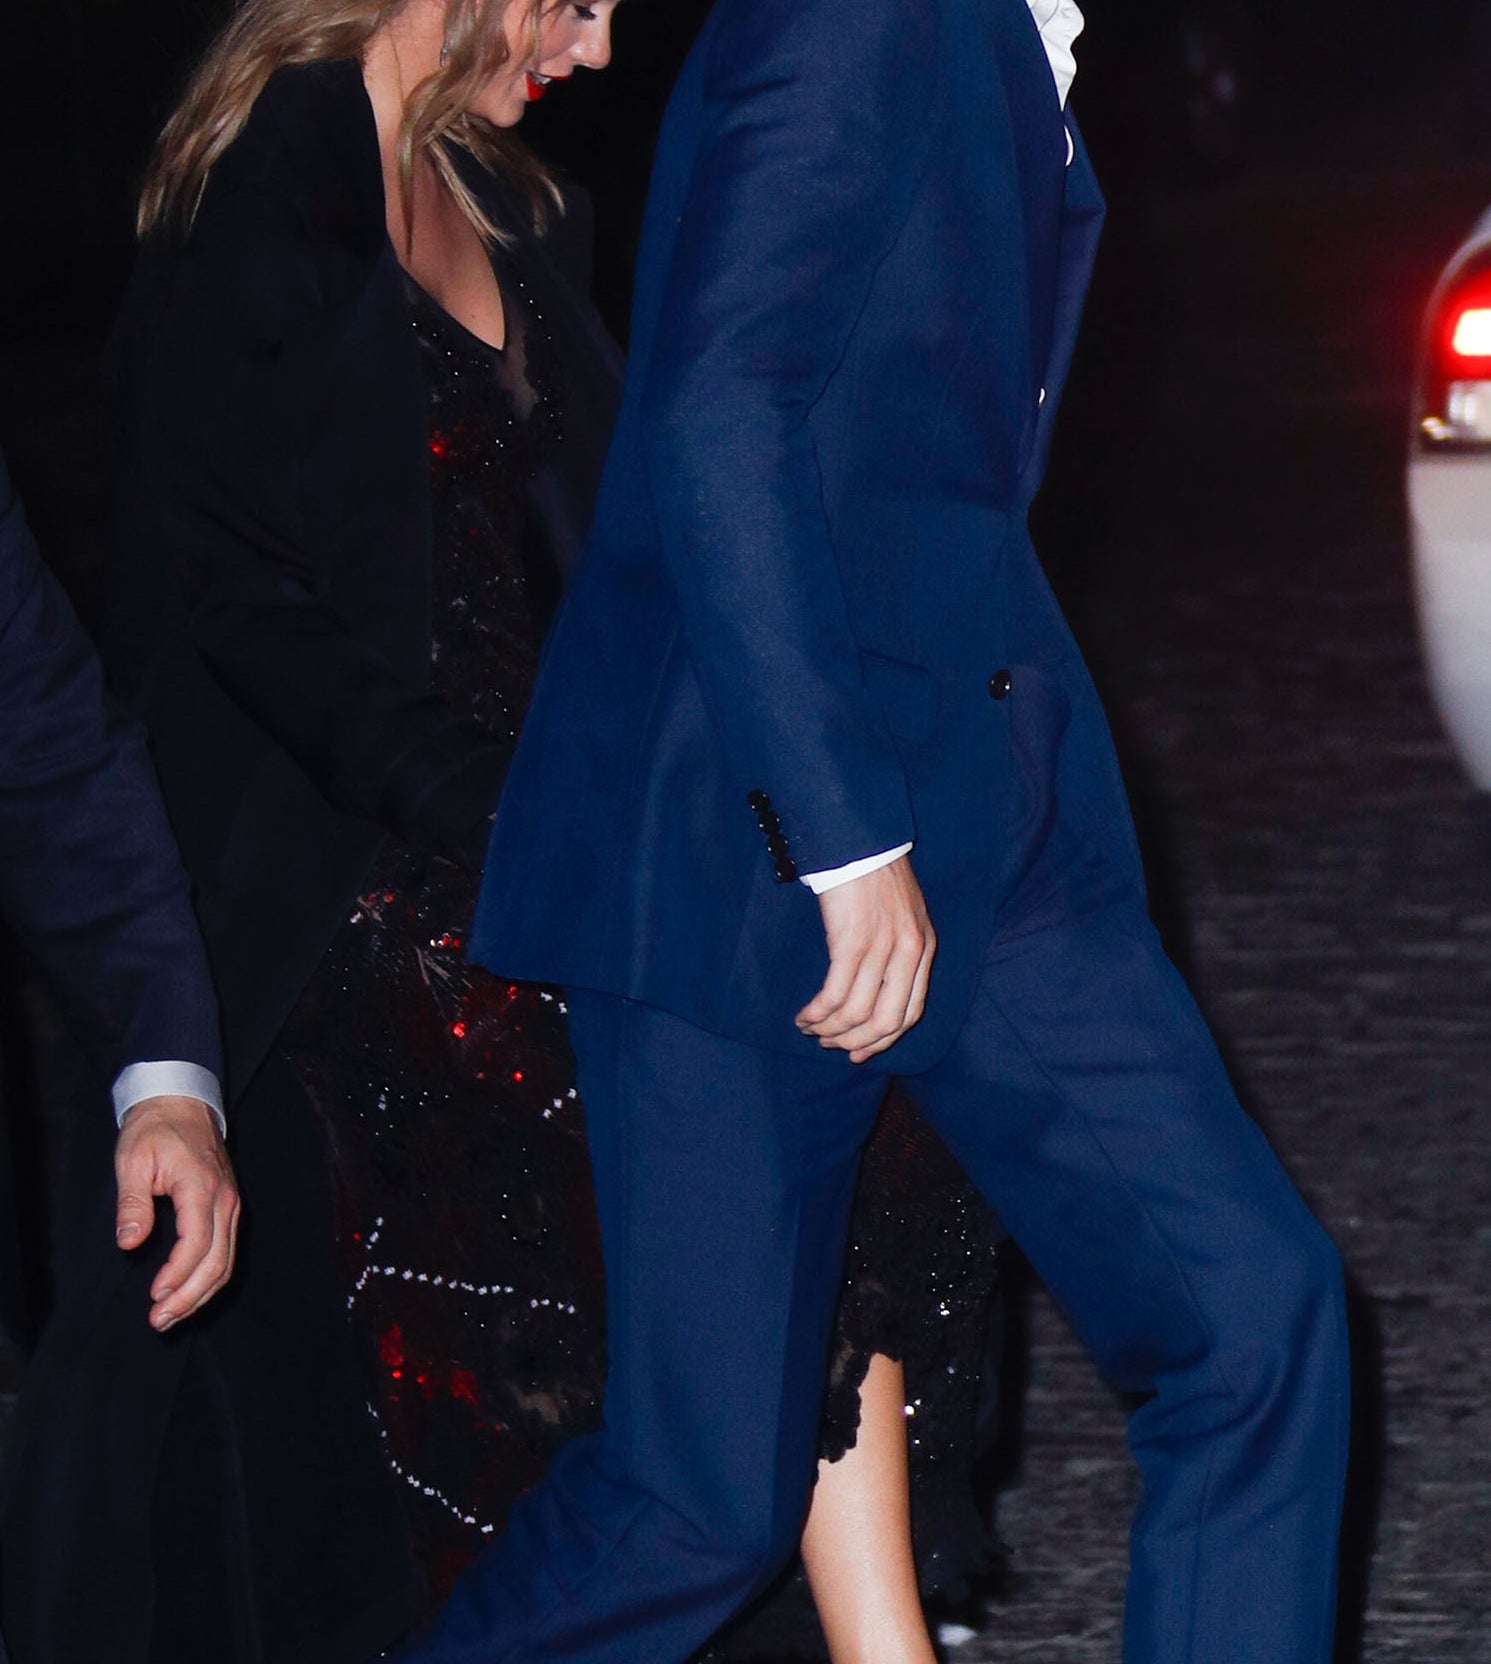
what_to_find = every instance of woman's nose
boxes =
[573,17,612,70]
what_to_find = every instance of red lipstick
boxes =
[525,72,547,101]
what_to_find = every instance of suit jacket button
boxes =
[756,809,781,834]
[773,855,799,884]
[747,789,771,811]
[988,669,1012,700]
[766,831,789,857]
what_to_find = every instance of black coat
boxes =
[3,60,619,1664]
[104,58,618,1099]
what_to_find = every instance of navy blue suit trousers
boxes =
[396,898,1347,1664]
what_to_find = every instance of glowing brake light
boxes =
[1421,255,1491,447]
[1452,307,1491,360]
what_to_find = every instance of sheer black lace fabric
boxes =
[712,1093,1007,1659]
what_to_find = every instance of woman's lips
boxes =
[525,72,549,101]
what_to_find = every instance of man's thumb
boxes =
[116,1185,156,1249]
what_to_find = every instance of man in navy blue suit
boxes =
[404,0,1351,1659]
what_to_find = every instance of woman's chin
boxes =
[470,88,527,128]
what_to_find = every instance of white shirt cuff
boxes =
[799,842,914,895]
[113,1061,226,1139]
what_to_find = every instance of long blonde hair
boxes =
[138,0,558,243]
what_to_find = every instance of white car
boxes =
[1409,206,1491,787]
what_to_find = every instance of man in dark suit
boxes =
[0,443,234,1326]
[0,444,236,1658]
[403,1,1351,1660]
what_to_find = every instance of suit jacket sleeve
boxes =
[141,168,508,866]
[0,454,222,1088]
[638,0,938,874]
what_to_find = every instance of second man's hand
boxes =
[796,854,936,1063]
[115,1094,240,1332]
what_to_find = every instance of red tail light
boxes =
[1421,253,1491,447]
[1440,270,1491,374]
[1450,304,1491,362]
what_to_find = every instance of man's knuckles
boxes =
[839,991,881,1025]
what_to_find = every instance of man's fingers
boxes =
[149,1184,216,1329]
[150,1185,240,1329]
[822,945,919,1056]
[906,932,936,1028]
[198,1184,243,1311]
[158,1224,233,1326]
[807,942,893,1039]
[223,1186,243,1280]
[838,928,938,1063]
[847,965,928,1060]
[844,974,924,1061]
[796,936,867,1029]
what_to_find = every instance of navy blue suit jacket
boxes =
[475,0,1144,1073]
[0,449,220,1089]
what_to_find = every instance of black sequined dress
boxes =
[280,254,605,1600]
[280,237,1005,1635]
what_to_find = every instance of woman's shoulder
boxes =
[121,59,387,367]
[204,58,385,264]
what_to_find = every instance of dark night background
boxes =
[3,2,1491,1657]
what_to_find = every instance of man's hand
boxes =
[115,1095,240,1332]
[796,855,936,1063]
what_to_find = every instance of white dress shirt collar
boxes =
[1026,0,1083,110]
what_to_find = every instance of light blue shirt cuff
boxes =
[112,1061,227,1139]
[799,842,914,895]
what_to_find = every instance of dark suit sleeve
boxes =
[0,456,221,1087]
[143,177,508,866]
[638,0,938,874]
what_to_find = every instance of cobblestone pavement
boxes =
[956,140,1491,1662]
[4,98,1491,1664]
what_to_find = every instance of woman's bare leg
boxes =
[800,1352,938,1664]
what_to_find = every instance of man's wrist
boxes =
[799,842,914,895]
[113,1062,226,1139]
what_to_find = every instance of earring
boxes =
[439,40,450,66]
